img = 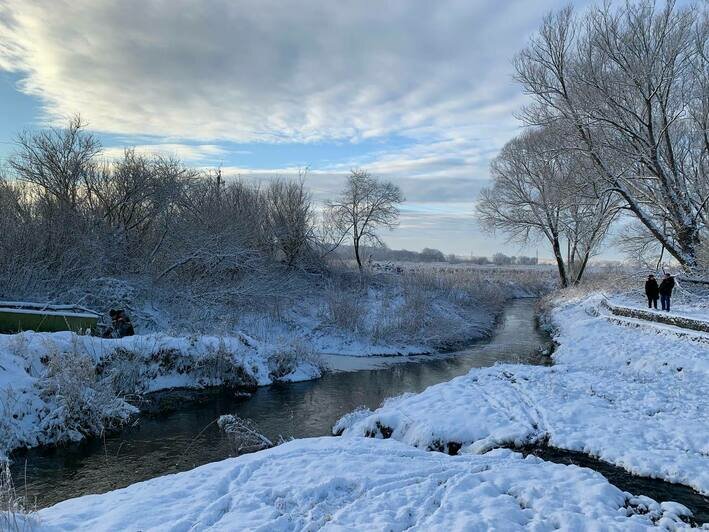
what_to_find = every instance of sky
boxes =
[0,0,597,258]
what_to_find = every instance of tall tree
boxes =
[327,170,403,272]
[514,1,708,269]
[477,126,618,287]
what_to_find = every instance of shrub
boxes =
[194,343,257,389]
[0,461,36,532]
[38,349,136,443]
[217,414,273,455]
[267,337,321,381]
[323,285,365,332]
[96,347,145,395]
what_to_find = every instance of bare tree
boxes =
[83,150,197,271]
[10,115,101,211]
[326,170,404,272]
[477,126,619,287]
[266,177,314,268]
[515,1,708,269]
[1,117,326,310]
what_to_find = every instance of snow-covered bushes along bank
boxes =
[336,294,709,494]
[30,264,555,357]
[0,331,322,459]
[26,437,697,530]
[232,265,555,357]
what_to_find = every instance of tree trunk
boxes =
[551,236,569,288]
[572,250,591,285]
[353,236,363,273]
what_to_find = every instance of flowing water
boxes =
[9,298,708,523]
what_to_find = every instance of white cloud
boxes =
[0,0,568,144]
[102,143,227,162]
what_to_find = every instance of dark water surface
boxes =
[10,298,708,523]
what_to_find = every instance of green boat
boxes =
[0,301,101,334]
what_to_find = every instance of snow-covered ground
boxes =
[0,331,321,459]
[336,294,709,495]
[28,437,696,530]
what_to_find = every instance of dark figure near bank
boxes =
[103,309,135,338]
[659,274,675,312]
[645,275,659,309]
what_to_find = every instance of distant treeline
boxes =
[335,246,538,266]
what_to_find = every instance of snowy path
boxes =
[32,438,696,530]
[605,299,709,333]
[337,295,709,495]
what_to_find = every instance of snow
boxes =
[0,307,99,319]
[31,437,696,530]
[336,294,709,495]
[0,331,322,459]
[0,301,100,316]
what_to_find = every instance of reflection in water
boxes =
[14,299,549,508]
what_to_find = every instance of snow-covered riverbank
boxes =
[0,331,322,459]
[0,268,547,459]
[336,294,709,495]
[26,437,696,530]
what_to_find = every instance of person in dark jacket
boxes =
[103,309,135,338]
[645,274,659,309]
[659,273,675,312]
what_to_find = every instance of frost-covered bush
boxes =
[0,461,35,532]
[194,343,256,389]
[38,350,136,443]
[217,414,273,455]
[0,390,22,459]
[267,338,321,381]
[323,285,365,332]
[96,347,145,395]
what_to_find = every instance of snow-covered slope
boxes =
[30,437,695,531]
[0,331,321,458]
[336,294,709,494]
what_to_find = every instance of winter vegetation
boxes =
[217,414,274,455]
[477,124,620,287]
[325,169,404,272]
[478,0,709,283]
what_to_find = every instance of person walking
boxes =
[659,273,675,312]
[645,274,659,309]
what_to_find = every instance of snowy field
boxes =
[26,437,696,530]
[336,294,709,495]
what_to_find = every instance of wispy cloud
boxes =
[0,0,565,144]
[102,143,228,163]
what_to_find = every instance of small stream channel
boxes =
[10,298,709,523]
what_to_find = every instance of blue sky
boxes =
[0,0,597,258]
